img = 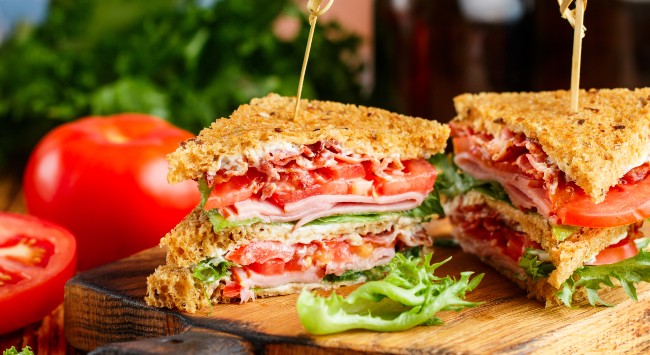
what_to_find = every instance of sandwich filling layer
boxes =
[201,140,439,231]
[451,125,650,228]
[191,226,428,302]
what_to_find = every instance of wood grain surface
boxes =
[64,240,650,354]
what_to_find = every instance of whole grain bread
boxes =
[168,94,450,183]
[453,88,650,202]
[447,191,630,288]
[162,208,424,268]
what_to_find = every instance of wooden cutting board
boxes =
[63,240,650,354]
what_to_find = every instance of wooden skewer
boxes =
[294,0,335,121]
[570,0,585,113]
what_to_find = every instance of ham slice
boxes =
[454,151,553,219]
[224,191,427,228]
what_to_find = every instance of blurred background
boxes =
[1,0,650,172]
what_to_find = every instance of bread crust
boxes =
[453,88,650,202]
[168,94,450,183]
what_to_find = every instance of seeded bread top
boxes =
[453,88,650,202]
[167,94,450,183]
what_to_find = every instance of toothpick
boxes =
[570,0,585,112]
[557,0,588,113]
[294,0,335,120]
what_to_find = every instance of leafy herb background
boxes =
[0,0,363,171]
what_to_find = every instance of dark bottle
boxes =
[371,0,534,122]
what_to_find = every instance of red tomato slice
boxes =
[588,237,639,266]
[268,169,352,206]
[246,259,286,275]
[226,241,296,265]
[556,178,650,227]
[222,282,242,298]
[0,212,76,334]
[374,159,437,196]
[205,174,259,210]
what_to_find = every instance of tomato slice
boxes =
[222,282,242,298]
[246,259,286,275]
[374,159,437,196]
[204,172,263,210]
[226,241,296,265]
[556,178,650,227]
[588,237,639,266]
[269,163,368,206]
[0,212,77,334]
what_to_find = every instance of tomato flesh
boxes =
[0,212,77,334]
[204,174,259,211]
[374,159,437,196]
[589,237,639,266]
[557,179,650,227]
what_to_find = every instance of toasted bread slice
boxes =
[447,191,630,288]
[161,208,425,268]
[452,88,650,202]
[168,93,450,183]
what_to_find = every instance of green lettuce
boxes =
[304,213,391,226]
[193,256,233,284]
[557,247,650,307]
[3,347,34,355]
[296,253,483,334]
[519,248,555,280]
[428,153,510,202]
[323,265,390,284]
[551,224,580,242]
[402,189,445,220]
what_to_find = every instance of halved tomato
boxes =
[0,212,76,334]
[588,237,639,266]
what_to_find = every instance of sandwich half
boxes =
[436,88,650,307]
[145,94,450,313]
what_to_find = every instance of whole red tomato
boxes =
[23,114,200,270]
[0,212,76,334]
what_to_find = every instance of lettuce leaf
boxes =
[193,256,233,284]
[428,153,510,202]
[296,253,483,334]
[304,213,391,226]
[323,265,390,283]
[519,248,555,280]
[557,248,650,307]
[551,224,580,242]
[402,189,445,220]
[3,347,34,355]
